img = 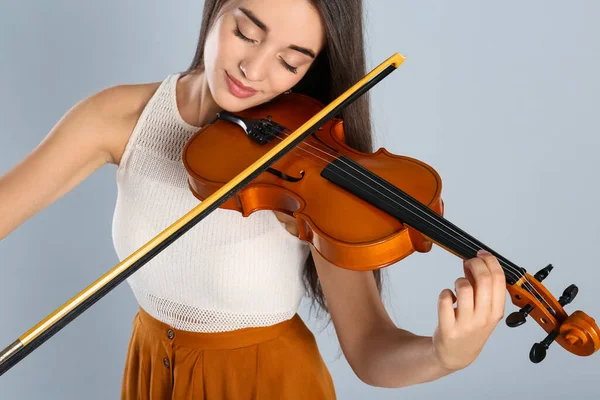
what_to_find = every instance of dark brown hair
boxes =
[184,0,384,322]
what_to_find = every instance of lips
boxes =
[225,71,257,99]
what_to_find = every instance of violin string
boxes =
[272,126,555,310]
[263,125,552,310]
[267,127,551,308]
[265,127,519,279]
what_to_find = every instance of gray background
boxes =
[1,0,599,398]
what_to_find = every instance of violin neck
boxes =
[321,156,525,285]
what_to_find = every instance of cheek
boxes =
[267,70,306,95]
[204,20,239,78]
[203,23,221,79]
[216,23,240,64]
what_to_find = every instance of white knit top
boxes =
[111,73,310,332]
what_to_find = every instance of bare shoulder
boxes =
[79,81,162,165]
[0,80,162,240]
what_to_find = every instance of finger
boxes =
[438,289,457,332]
[478,250,507,322]
[454,276,474,322]
[462,262,478,306]
[467,254,494,318]
[463,263,474,286]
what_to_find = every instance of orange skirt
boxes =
[121,307,337,399]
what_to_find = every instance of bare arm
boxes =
[0,84,156,241]
[310,246,450,387]
[311,245,505,388]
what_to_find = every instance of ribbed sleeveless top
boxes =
[111,73,310,332]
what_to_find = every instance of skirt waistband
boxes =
[136,306,302,350]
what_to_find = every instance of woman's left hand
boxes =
[432,249,507,371]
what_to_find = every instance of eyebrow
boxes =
[238,7,317,59]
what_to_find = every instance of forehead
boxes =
[232,0,325,49]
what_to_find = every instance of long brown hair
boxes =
[184,0,384,322]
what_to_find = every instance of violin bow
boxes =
[0,52,406,377]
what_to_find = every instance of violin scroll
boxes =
[505,264,600,363]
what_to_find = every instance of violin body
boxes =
[183,92,444,271]
[181,89,600,361]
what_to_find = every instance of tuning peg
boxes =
[534,264,553,282]
[506,304,534,327]
[529,330,559,363]
[558,284,578,306]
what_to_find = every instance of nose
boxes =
[239,50,269,82]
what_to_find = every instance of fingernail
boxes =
[477,249,489,256]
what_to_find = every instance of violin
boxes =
[1,53,598,377]
[183,80,600,365]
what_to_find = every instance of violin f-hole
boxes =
[266,167,305,182]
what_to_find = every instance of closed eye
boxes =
[233,26,256,43]
[279,58,298,74]
[234,24,298,74]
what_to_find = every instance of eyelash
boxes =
[279,59,298,74]
[233,26,298,74]
[233,26,254,43]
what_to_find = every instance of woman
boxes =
[0,0,506,398]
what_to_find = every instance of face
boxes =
[203,0,326,112]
